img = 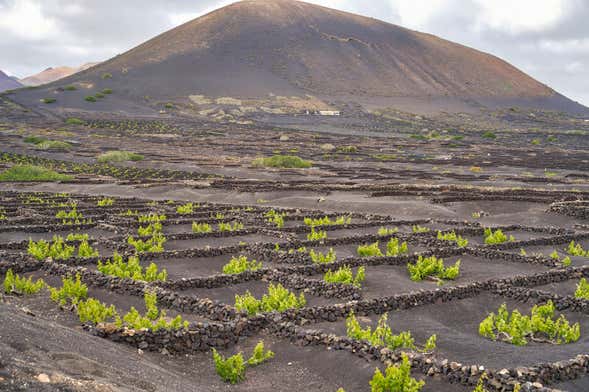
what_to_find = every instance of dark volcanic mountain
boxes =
[8,0,587,114]
[0,70,22,92]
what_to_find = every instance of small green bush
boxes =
[3,269,45,295]
[49,274,88,306]
[66,233,89,241]
[218,221,244,232]
[77,298,118,324]
[97,150,144,163]
[234,283,306,315]
[484,228,514,245]
[28,236,75,260]
[568,240,589,257]
[265,209,286,228]
[192,222,212,233]
[407,256,460,282]
[252,155,312,169]
[304,215,351,227]
[77,240,99,258]
[119,291,188,331]
[479,301,580,346]
[212,349,246,384]
[0,165,72,182]
[102,72,113,79]
[137,222,162,237]
[95,92,105,99]
[324,265,365,287]
[176,202,196,214]
[97,197,114,207]
[37,140,71,151]
[137,213,166,223]
[575,278,589,299]
[309,248,336,264]
[23,135,46,144]
[64,85,77,91]
[41,98,56,104]
[378,227,398,236]
[246,340,274,366]
[307,227,327,241]
[437,231,468,247]
[412,225,430,233]
[56,208,83,220]
[222,255,262,274]
[97,252,167,282]
[386,238,409,256]
[102,88,112,94]
[127,233,166,253]
[482,131,496,139]
[85,96,97,102]
[65,117,85,125]
[357,242,383,257]
[370,353,425,392]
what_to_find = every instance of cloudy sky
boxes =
[1,0,588,105]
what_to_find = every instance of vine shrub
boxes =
[378,227,398,236]
[137,213,166,223]
[222,255,262,274]
[437,231,468,247]
[127,233,166,253]
[66,233,89,241]
[407,256,460,282]
[479,301,580,346]
[484,228,515,245]
[3,269,45,295]
[77,298,118,324]
[575,278,589,299]
[568,241,589,257]
[309,248,336,264]
[50,274,88,306]
[56,208,83,220]
[324,266,365,287]
[346,312,436,352]
[357,242,383,257]
[192,222,212,233]
[412,225,430,233]
[370,354,425,392]
[77,240,99,258]
[265,210,286,228]
[138,222,162,237]
[234,283,306,315]
[118,291,189,331]
[176,202,196,214]
[97,252,167,282]
[386,238,409,256]
[307,228,327,241]
[97,198,114,207]
[212,349,246,384]
[304,215,351,227]
[212,340,274,384]
[28,236,75,260]
[218,222,244,232]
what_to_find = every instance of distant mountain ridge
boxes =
[8,0,588,114]
[0,70,22,92]
[20,62,100,86]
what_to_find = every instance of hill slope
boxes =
[8,0,587,114]
[0,70,22,92]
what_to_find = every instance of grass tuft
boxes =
[0,165,72,182]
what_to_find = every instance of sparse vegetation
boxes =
[407,256,460,282]
[386,237,409,256]
[377,227,398,236]
[41,98,56,104]
[567,240,589,257]
[309,248,336,264]
[218,221,244,232]
[77,298,118,324]
[234,283,306,315]
[50,274,88,306]
[412,225,430,233]
[118,291,189,331]
[484,228,514,245]
[265,209,286,228]
[3,269,45,295]
[479,301,580,345]
[176,202,196,214]
[252,154,312,169]
[307,227,327,241]
[437,231,468,247]
[97,197,114,207]
[574,278,589,300]
[97,252,167,282]
[324,265,365,287]
[192,222,213,233]
[370,354,425,392]
[222,255,262,274]
[357,242,383,257]
[97,150,144,163]
[127,232,166,253]
[304,215,351,227]
[85,96,97,102]
[0,165,72,182]
[212,341,274,384]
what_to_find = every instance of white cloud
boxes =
[473,0,567,34]
[0,0,59,40]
